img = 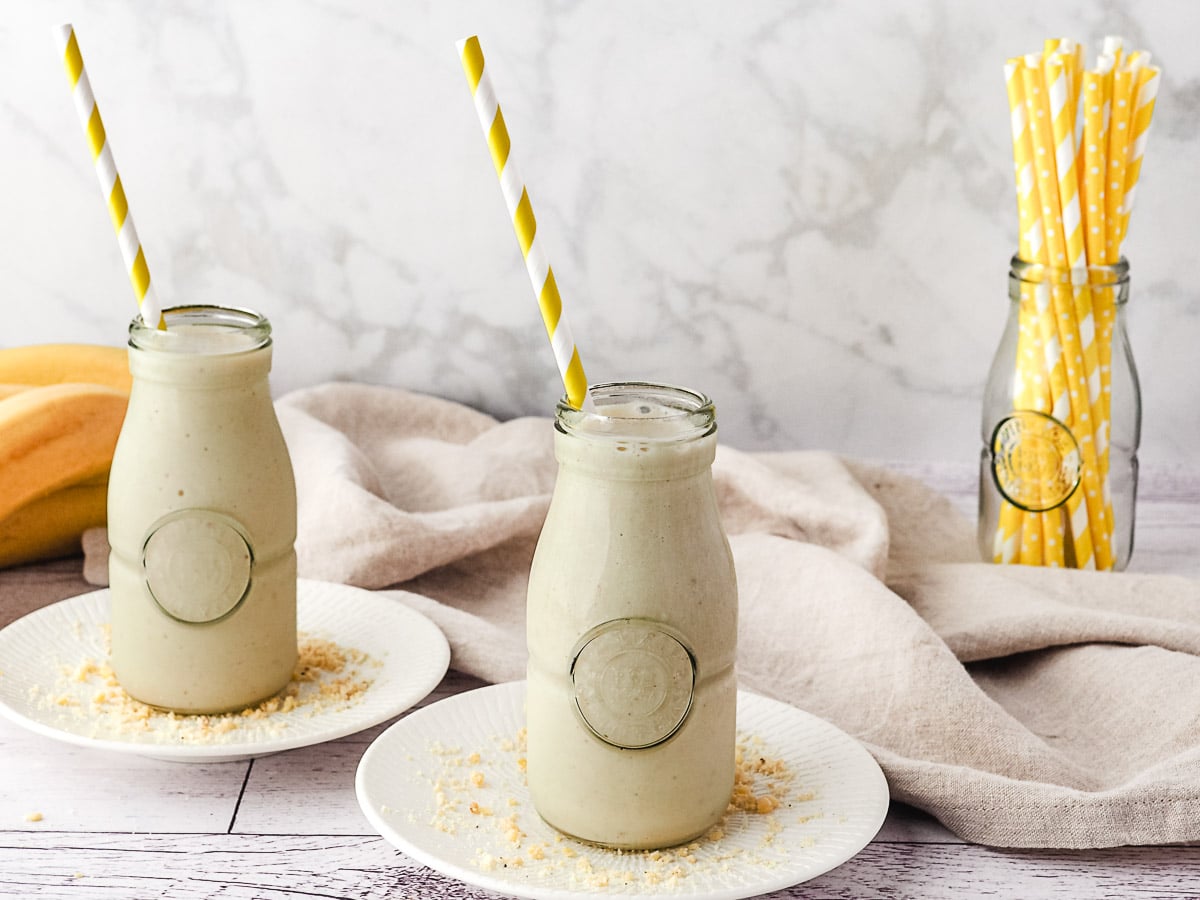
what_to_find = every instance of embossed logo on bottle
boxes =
[991,410,1083,512]
[142,510,253,624]
[570,618,696,750]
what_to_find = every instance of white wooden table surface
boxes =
[2,462,1199,900]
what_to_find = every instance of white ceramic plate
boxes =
[0,579,449,762]
[356,681,889,900]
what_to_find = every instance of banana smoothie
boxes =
[526,382,738,849]
[107,306,297,714]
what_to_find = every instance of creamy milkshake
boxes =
[107,306,297,714]
[526,382,738,849]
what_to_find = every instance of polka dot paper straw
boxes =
[457,35,594,411]
[1118,64,1161,246]
[1081,68,1110,268]
[53,24,163,330]
[1082,67,1112,448]
[1104,66,1136,262]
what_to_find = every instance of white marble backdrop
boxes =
[1,0,1196,464]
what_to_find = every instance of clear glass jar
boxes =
[107,305,297,713]
[526,382,738,849]
[979,258,1140,570]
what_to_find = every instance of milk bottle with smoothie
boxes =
[526,382,738,849]
[107,305,297,714]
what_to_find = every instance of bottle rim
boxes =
[129,305,272,353]
[555,381,716,442]
[1010,255,1129,288]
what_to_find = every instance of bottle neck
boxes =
[127,305,274,389]
[553,382,717,482]
[1008,256,1130,304]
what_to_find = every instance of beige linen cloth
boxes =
[85,382,1200,848]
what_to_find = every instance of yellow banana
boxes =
[0,475,107,568]
[0,382,128,522]
[0,343,131,393]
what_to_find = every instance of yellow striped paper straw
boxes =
[1019,58,1071,433]
[1046,51,1112,568]
[997,60,1028,563]
[1102,35,1125,70]
[1070,41,1084,159]
[1000,59,1053,565]
[1014,57,1061,567]
[1020,55,1075,568]
[54,24,163,330]
[1007,60,1047,267]
[456,35,593,411]
[1022,56,1095,569]
[1047,56,1105,438]
[1013,56,1062,567]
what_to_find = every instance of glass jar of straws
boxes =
[979,257,1140,570]
[989,34,1159,570]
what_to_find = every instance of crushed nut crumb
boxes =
[37,628,378,746]
[402,727,823,892]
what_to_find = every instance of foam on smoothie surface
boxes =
[565,399,713,444]
[134,324,264,355]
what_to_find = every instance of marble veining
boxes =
[0,0,1196,463]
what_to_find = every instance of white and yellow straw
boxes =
[54,24,163,330]
[1000,59,1050,565]
[1046,51,1111,568]
[1119,62,1161,247]
[457,35,593,411]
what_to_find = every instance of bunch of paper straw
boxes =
[996,36,1160,569]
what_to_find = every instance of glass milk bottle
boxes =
[526,382,738,849]
[979,258,1140,570]
[107,305,297,713]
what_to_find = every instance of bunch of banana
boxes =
[0,344,131,568]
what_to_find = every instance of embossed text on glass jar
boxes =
[107,305,298,713]
[979,258,1140,570]
[526,382,738,849]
